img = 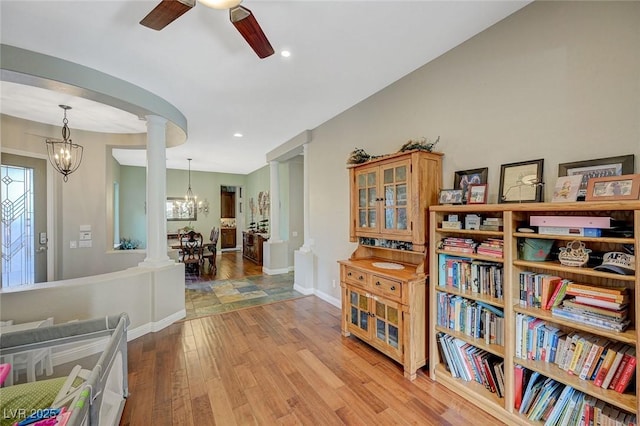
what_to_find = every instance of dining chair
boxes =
[179,230,204,275]
[203,227,219,275]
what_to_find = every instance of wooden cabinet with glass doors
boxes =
[339,256,426,379]
[341,149,442,380]
[349,150,442,253]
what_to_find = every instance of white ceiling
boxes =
[0,0,529,174]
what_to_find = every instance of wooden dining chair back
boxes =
[204,227,219,275]
[179,230,204,275]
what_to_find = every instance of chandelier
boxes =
[46,105,83,182]
[184,158,197,210]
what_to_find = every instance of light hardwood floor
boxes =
[120,295,504,425]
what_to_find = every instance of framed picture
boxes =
[558,154,634,201]
[454,167,488,204]
[467,184,488,204]
[166,197,197,221]
[439,189,464,205]
[585,174,640,202]
[498,159,544,203]
[551,175,583,203]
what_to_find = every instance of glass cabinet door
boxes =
[347,288,371,339]
[381,160,411,235]
[373,298,403,358]
[355,168,378,230]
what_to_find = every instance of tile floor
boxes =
[183,272,306,320]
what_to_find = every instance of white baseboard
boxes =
[128,309,186,340]
[314,289,341,308]
[293,283,314,295]
[262,267,290,275]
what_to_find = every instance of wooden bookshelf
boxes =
[429,201,640,424]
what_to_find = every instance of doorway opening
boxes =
[220,185,240,251]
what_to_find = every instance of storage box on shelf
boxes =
[429,201,639,425]
[340,149,442,380]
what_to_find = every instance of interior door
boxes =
[1,153,48,286]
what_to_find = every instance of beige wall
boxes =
[308,1,640,302]
[1,114,148,280]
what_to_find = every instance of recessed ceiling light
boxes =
[281,50,291,58]
[233,133,243,138]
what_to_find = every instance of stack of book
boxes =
[514,367,637,425]
[476,238,504,258]
[436,332,505,397]
[479,217,503,231]
[440,237,477,254]
[552,283,630,332]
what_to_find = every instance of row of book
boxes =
[515,314,636,393]
[552,282,630,332]
[435,292,505,345]
[515,366,637,426]
[438,254,504,299]
[436,332,505,397]
[518,271,570,310]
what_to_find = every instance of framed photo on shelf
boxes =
[585,174,640,202]
[467,184,488,204]
[551,175,583,202]
[558,154,634,200]
[439,189,464,205]
[453,167,488,204]
[498,159,544,203]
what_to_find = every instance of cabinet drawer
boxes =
[343,267,368,287]
[371,275,402,302]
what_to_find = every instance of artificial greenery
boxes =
[118,238,141,250]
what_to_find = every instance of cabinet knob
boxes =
[347,272,352,277]
[358,275,364,280]
[375,281,381,286]
[390,286,396,291]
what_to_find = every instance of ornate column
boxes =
[139,115,173,268]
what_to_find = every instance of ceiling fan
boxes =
[140,0,275,59]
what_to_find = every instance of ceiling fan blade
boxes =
[229,6,275,59]
[140,0,195,31]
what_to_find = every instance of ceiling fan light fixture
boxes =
[199,0,241,10]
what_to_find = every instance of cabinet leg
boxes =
[403,369,417,381]
[341,330,351,337]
